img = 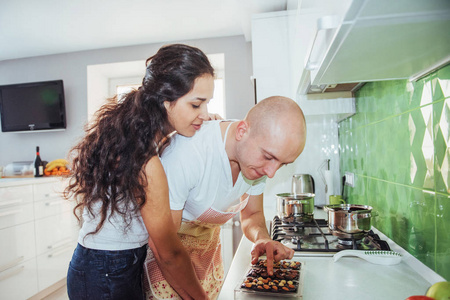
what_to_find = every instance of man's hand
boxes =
[251,238,294,276]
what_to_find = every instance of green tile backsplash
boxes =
[339,64,450,281]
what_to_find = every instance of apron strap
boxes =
[223,121,234,148]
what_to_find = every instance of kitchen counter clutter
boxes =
[0,177,79,299]
[218,208,445,299]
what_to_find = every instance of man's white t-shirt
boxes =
[161,120,266,221]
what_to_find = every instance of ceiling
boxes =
[1,0,298,62]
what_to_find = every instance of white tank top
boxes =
[78,200,148,250]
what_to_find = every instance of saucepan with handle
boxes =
[277,193,315,223]
[324,204,374,234]
[291,174,315,195]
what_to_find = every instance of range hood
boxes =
[299,70,364,94]
[298,0,450,95]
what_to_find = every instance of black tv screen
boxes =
[0,80,66,132]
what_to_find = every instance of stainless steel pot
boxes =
[324,204,373,234]
[291,174,315,195]
[277,193,315,223]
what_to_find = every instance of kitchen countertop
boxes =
[218,208,445,300]
[0,176,61,187]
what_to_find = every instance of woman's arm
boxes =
[140,156,208,300]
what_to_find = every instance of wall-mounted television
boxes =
[0,80,66,132]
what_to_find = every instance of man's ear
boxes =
[235,120,249,141]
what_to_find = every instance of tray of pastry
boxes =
[234,258,304,298]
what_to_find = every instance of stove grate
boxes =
[271,216,391,253]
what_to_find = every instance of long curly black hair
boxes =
[64,44,214,235]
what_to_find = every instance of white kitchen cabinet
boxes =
[252,11,296,102]
[33,179,78,293]
[0,258,39,300]
[35,211,78,256]
[251,10,355,117]
[0,222,36,270]
[0,178,78,299]
[36,243,74,291]
[0,185,34,229]
[33,181,72,220]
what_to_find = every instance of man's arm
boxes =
[240,193,294,275]
[171,209,183,229]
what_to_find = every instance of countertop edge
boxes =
[0,176,62,187]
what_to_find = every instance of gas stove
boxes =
[270,215,391,256]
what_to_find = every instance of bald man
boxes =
[144,96,306,299]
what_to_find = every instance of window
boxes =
[116,83,140,102]
[207,53,225,118]
[208,78,225,118]
[110,53,226,118]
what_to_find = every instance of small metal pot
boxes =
[277,193,314,223]
[292,174,315,195]
[324,204,373,234]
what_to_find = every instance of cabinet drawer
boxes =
[0,185,33,204]
[33,180,73,219]
[0,258,38,300]
[0,185,34,230]
[0,203,34,230]
[0,222,36,268]
[34,196,73,220]
[35,212,78,256]
[36,244,73,291]
[33,181,64,202]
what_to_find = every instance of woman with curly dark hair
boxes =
[65,44,214,300]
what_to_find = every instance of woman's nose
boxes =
[198,104,209,120]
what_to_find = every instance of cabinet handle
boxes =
[45,200,66,206]
[0,208,23,217]
[0,265,25,281]
[48,245,73,258]
[0,199,23,207]
[47,238,73,250]
[43,192,58,198]
[0,256,24,273]
[305,15,340,70]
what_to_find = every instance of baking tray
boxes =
[234,260,304,299]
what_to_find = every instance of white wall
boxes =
[0,35,254,166]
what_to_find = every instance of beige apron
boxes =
[144,198,249,300]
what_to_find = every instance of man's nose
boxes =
[264,161,280,178]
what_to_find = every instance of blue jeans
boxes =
[67,243,147,300]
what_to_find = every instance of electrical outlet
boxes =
[345,172,355,187]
